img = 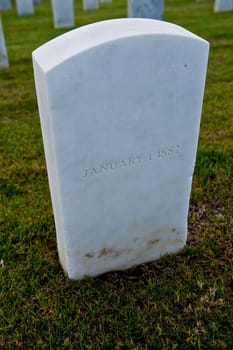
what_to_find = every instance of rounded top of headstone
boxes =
[32,18,209,72]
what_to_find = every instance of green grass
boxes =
[0,0,233,348]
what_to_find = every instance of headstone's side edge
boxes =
[32,56,71,275]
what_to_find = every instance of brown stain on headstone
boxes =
[147,239,160,248]
[98,248,111,258]
[98,248,125,258]
[84,247,130,259]
[84,252,95,258]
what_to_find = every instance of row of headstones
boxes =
[0,0,113,17]
[0,0,165,70]
[0,0,231,70]
[1,0,233,15]
[0,0,44,10]
[0,0,165,25]
[0,1,111,16]
[0,0,41,14]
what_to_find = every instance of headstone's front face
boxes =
[0,18,9,69]
[0,0,12,10]
[214,0,233,11]
[33,19,209,280]
[83,0,99,11]
[16,0,34,16]
[51,0,74,29]
[128,0,164,20]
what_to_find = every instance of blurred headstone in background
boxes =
[83,0,99,11]
[0,0,12,10]
[128,0,164,20]
[51,0,74,28]
[16,0,34,16]
[0,17,9,69]
[214,0,233,12]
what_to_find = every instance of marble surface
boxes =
[33,19,209,280]
[51,0,74,29]
[0,18,9,69]
[128,0,164,20]
[214,0,233,11]
[83,0,99,11]
[0,0,11,10]
[16,0,34,15]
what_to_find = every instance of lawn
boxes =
[0,0,233,349]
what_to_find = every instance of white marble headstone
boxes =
[0,0,12,10]
[214,0,233,11]
[33,19,209,280]
[128,0,164,20]
[34,0,41,4]
[0,17,9,69]
[16,0,34,16]
[51,0,74,29]
[83,0,99,11]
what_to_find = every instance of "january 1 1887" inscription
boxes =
[82,144,181,178]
